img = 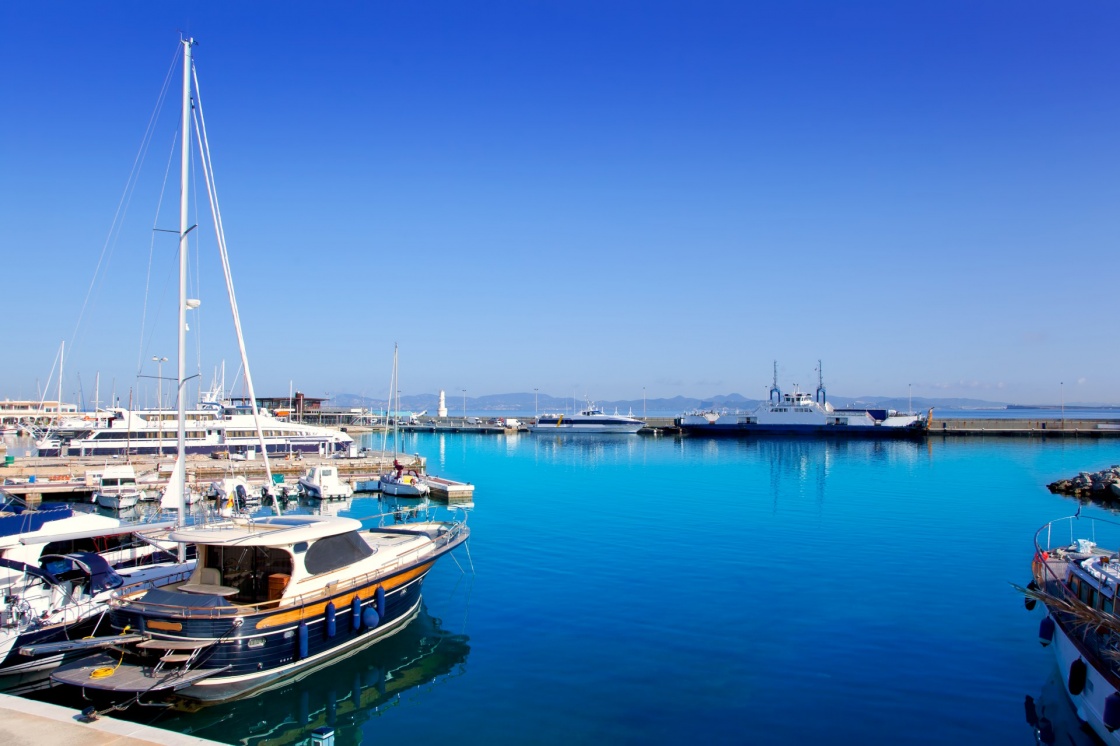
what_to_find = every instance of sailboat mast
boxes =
[57,341,64,429]
[177,37,193,524]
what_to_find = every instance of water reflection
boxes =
[683,436,927,512]
[26,602,470,744]
[298,496,354,517]
[149,603,470,745]
[1024,665,1100,745]
[530,433,642,466]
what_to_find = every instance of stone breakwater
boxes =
[1048,465,1120,498]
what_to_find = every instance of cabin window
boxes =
[304,531,374,575]
[293,541,308,554]
[1069,576,1082,597]
[1078,577,1095,605]
[205,546,293,604]
[1104,596,1114,614]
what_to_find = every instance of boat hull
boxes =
[379,479,429,497]
[95,492,141,510]
[529,423,642,434]
[52,530,466,705]
[1045,612,1120,745]
[38,441,337,458]
[678,423,928,439]
[0,612,105,688]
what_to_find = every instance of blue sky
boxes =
[2,2,1118,407]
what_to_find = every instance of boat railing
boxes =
[1033,514,1120,674]
[109,521,468,619]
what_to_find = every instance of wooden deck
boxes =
[51,652,228,693]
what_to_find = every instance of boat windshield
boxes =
[304,531,374,575]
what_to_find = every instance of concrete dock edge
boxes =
[0,692,223,746]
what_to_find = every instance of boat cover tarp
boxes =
[40,552,125,594]
[139,587,233,608]
[0,506,73,538]
[0,556,59,585]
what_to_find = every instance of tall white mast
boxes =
[176,37,193,528]
[57,341,64,428]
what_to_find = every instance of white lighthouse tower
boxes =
[438,389,448,418]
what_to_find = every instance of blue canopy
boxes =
[39,552,124,594]
[0,556,60,586]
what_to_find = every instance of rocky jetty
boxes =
[1048,466,1120,498]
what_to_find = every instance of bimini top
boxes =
[168,515,363,547]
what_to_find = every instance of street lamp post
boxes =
[462,389,467,424]
[908,383,912,415]
[643,387,646,419]
[152,355,167,457]
[534,388,539,416]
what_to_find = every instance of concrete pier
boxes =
[0,450,425,500]
[0,692,220,745]
[927,417,1120,437]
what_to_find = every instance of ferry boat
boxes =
[530,403,645,434]
[1021,515,1120,745]
[34,404,353,459]
[678,363,929,438]
[49,512,469,707]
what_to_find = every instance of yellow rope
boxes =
[90,653,122,679]
[87,626,131,679]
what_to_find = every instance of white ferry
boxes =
[678,364,929,438]
[530,404,645,434]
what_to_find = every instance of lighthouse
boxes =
[438,390,448,418]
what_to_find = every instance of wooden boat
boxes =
[1022,514,1120,744]
[49,512,467,705]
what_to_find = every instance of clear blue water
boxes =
[27,432,1120,744]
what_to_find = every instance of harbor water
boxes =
[26,431,1119,744]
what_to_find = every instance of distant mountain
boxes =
[326,391,1014,413]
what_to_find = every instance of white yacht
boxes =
[530,403,645,434]
[35,404,353,459]
[299,465,354,500]
[93,465,143,511]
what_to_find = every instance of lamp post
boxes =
[643,387,646,419]
[461,389,466,424]
[908,383,912,415]
[534,388,539,416]
[152,355,167,457]
[1061,382,1065,430]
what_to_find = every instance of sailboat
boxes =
[49,38,469,710]
[378,345,430,498]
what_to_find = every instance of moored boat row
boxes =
[1,38,474,715]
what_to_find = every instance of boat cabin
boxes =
[169,516,376,605]
[1063,548,1120,615]
[99,465,138,489]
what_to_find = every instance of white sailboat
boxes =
[379,346,430,498]
[47,44,469,710]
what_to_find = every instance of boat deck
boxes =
[52,651,228,693]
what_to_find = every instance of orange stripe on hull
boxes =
[254,561,435,630]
